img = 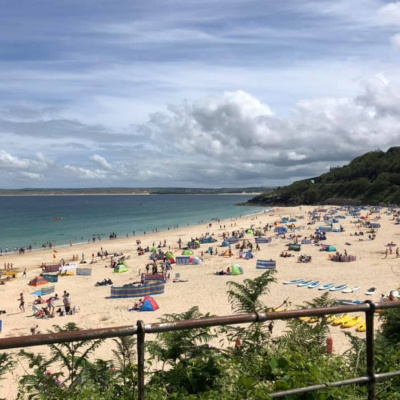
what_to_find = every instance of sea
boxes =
[0,195,264,253]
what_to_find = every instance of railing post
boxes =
[365,301,376,400]
[137,320,146,400]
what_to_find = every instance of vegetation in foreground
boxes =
[247,147,400,206]
[1,271,400,399]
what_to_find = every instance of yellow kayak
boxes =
[327,315,337,324]
[273,306,289,312]
[356,321,366,332]
[341,316,362,329]
[331,314,350,326]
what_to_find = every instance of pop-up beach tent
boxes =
[182,249,194,255]
[231,264,243,275]
[140,296,159,312]
[114,263,129,273]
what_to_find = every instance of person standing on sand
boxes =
[18,293,25,312]
[22,268,27,277]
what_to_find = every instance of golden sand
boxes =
[1,205,399,398]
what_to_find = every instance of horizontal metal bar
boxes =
[375,371,400,380]
[1,301,400,350]
[0,325,137,350]
[270,376,371,398]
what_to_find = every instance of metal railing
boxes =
[1,300,400,399]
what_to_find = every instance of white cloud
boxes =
[20,171,44,180]
[64,165,110,179]
[390,33,400,48]
[378,2,400,26]
[90,154,112,170]
[0,150,51,171]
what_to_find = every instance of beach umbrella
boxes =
[29,276,49,286]
[182,249,194,255]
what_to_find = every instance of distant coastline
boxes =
[0,187,272,196]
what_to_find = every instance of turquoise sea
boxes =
[0,195,262,252]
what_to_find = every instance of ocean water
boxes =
[0,195,262,252]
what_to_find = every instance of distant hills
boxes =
[0,187,274,196]
[246,147,400,206]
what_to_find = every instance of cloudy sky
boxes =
[1,0,400,189]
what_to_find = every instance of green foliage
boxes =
[225,270,277,352]
[0,352,15,382]
[46,323,104,385]
[147,306,217,368]
[248,147,400,205]
[226,270,277,314]
[6,277,400,399]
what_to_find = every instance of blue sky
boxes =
[1,0,400,188]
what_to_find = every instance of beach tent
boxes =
[288,244,301,251]
[165,251,174,259]
[222,249,232,257]
[190,256,203,265]
[326,245,336,252]
[245,251,254,260]
[114,264,129,273]
[29,276,49,286]
[151,247,158,253]
[246,229,254,234]
[182,249,194,255]
[231,264,243,275]
[221,241,230,247]
[140,296,160,312]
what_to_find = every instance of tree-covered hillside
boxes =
[247,147,400,206]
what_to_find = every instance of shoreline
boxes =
[1,207,272,256]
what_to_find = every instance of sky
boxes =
[1,0,400,189]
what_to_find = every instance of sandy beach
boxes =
[1,205,400,398]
